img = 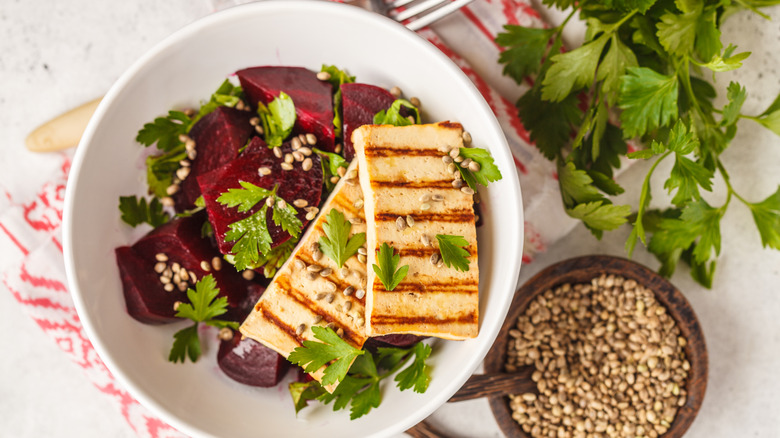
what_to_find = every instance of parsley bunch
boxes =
[288,327,432,420]
[497,0,780,287]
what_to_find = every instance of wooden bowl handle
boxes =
[448,369,535,402]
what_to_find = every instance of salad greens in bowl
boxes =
[62,1,523,437]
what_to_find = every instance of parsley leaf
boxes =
[393,342,432,393]
[217,182,303,270]
[747,186,780,250]
[456,147,503,189]
[495,25,556,84]
[372,243,409,291]
[596,34,638,105]
[435,234,471,272]
[194,79,243,123]
[566,201,631,237]
[136,110,191,152]
[542,33,609,102]
[146,146,187,198]
[320,65,356,138]
[258,92,296,147]
[318,208,366,268]
[314,148,349,192]
[656,8,699,57]
[118,195,169,228]
[168,275,238,363]
[698,44,751,72]
[290,340,434,420]
[618,67,679,138]
[516,88,581,160]
[288,326,365,386]
[373,99,421,126]
[558,161,604,207]
[722,82,746,127]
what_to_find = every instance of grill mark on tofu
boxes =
[371,179,454,190]
[364,146,443,158]
[371,311,478,326]
[379,280,479,293]
[399,246,478,258]
[259,304,303,345]
[276,276,364,346]
[375,211,474,224]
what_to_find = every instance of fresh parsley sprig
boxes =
[258,92,296,147]
[435,234,471,272]
[168,275,238,363]
[373,99,421,126]
[217,182,303,271]
[372,243,409,291]
[288,326,365,387]
[496,0,780,287]
[118,195,169,228]
[318,208,366,268]
[289,338,432,420]
[454,147,503,190]
[314,148,349,192]
[320,65,356,137]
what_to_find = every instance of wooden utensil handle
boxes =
[449,368,535,402]
[25,97,101,152]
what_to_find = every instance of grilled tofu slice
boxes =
[352,122,479,340]
[239,160,368,389]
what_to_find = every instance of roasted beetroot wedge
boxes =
[115,246,187,324]
[175,106,254,211]
[218,331,290,387]
[341,83,396,161]
[198,136,323,256]
[236,66,335,151]
[116,215,252,324]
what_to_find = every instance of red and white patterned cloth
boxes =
[0,1,576,436]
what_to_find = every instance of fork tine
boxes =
[393,0,449,22]
[388,0,416,8]
[404,0,475,31]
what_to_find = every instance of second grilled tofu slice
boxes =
[352,122,479,340]
[239,160,369,389]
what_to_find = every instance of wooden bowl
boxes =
[484,255,708,438]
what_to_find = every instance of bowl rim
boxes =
[484,255,708,438]
[62,1,524,436]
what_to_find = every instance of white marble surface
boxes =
[2,1,780,437]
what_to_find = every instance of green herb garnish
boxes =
[373,99,421,126]
[168,275,238,363]
[314,148,349,192]
[217,182,302,270]
[289,338,432,420]
[118,195,169,228]
[320,65,356,137]
[435,234,471,272]
[455,147,503,190]
[258,92,296,147]
[372,243,409,291]
[288,326,365,387]
[318,208,366,268]
[496,0,780,287]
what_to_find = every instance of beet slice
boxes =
[117,215,252,322]
[218,332,290,387]
[115,246,187,324]
[236,66,335,152]
[224,282,266,323]
[365,334,429,350]
[341,83,396,161]
[174,106,254,211]
[197,136,323,256]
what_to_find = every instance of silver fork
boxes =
[361,0,475,31]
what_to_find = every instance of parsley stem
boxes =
[378,351,415,380]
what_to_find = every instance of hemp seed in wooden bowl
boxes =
[483,255,707,438]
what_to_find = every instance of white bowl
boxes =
[63,2,524,437]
